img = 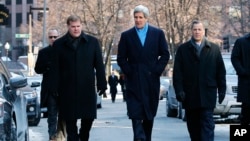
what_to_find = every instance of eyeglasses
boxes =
[49,36,58,39]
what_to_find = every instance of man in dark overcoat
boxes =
[231,33,250,126]
[173,20,226,141]
[35,29,66,141]
[117,5,169,141]
[108,71,119,103]
[53,15,107,141]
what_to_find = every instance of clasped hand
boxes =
[97,89,106,96]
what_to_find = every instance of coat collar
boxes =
[61,31,88,43]
[188,38,212,49]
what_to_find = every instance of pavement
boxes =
[29,93,231,141]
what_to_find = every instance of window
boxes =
[16,0,22,4]
[6,1,11,5]
[27,0,33,4]
[16,13,22,27]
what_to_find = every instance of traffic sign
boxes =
[15,34,30,38]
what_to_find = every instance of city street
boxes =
[29,93,230,141]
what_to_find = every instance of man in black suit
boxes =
[231,33,250,126]
[35,29,65,141]
[108,70,119,103]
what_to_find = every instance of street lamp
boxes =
[4,42,10,66]
[28,5,49,76]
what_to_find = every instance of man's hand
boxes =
[176,91,185,102]
[98,89,106,96]
[218,93,225,104]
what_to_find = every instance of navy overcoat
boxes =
[117,25,169,120]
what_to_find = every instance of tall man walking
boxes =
[231,33,250,126]
[173,20,226,141]
[53,15,107,141]
[117,5,169,141]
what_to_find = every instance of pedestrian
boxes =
[34,29,66,141]
[173,20,226,141]
[117,5,170,141]
[231,33,250,126]
[53,15,107,141]
[108,70,119,103]
[119,72,127,102]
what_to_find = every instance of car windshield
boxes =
[223,57,236,75]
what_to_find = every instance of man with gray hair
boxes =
[117,5,170,141]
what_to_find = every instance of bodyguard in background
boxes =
[34,29,66,141]
[117,5,169,141]
[231,33,250,126]
[108,71,119,103]
[173,20,226,141]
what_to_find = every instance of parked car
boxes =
[167,53,241,120]
[0,59,29,140]
[10,71,41,126]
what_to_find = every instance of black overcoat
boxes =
[34,45,57,108]
[117,25,169,120]
[53,32,107,120]
[108,75,118,94]
[231,34,250,104]
[173,39,226,109]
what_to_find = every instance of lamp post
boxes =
[28,6,49,76]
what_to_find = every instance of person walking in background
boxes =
[117,5,169,141]
[35,29,66,141]
[108,70,119,103]
[173,20,226,141]
[231,33,250,126]
[53,15,107,141]
[119,72,127,102]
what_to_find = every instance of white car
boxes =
[167,53,241,120]
[213,54,241,117]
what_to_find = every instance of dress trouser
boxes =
[185,108,215,141]
[65,119,93,141]
[240,103,250,126]
[47,94,58,138]
[132,119,153,141]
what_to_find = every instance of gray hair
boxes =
[134,5,149,18]
[191,20,203,29]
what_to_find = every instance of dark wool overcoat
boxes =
[117,25,170,120]
[108,75,119,94]
[231,34,250,104]
[173,39,226,109]
[53,32,107,120]
[34,45,57,108]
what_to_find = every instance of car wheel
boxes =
[167,103,177,117]
[29,110,41,126]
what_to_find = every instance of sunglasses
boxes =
[49,36,58,39]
